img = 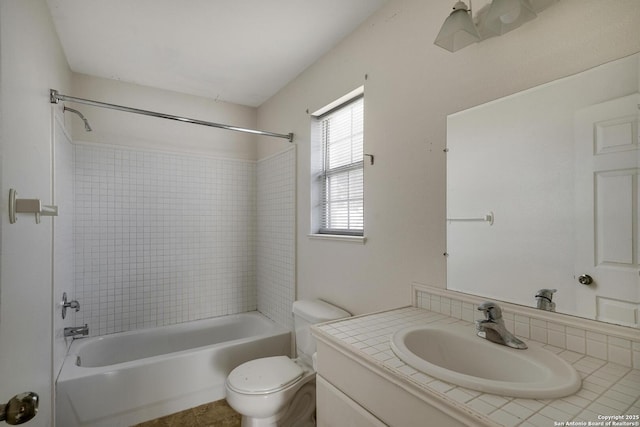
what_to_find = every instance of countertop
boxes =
[313,306,640,427]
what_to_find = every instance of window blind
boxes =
[318,95,364,235]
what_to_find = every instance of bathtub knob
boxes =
[0,392,39,425]
[61,292,81,319]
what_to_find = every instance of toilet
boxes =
[225,299,350,427]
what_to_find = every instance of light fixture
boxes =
[483,0,537,35]
[434,1,481,53]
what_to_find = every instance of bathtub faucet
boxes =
[64,324,89,338]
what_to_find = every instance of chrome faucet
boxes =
[535,288,557,311]
[64,324,89,338]
[476,302,527,350]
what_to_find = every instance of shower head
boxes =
[63,106,92,132]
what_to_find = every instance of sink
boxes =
[390,322,581,398]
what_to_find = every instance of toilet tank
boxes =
[292,300,350,363]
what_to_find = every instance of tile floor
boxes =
[132,399,241,427]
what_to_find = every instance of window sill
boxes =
[307,234,367,244]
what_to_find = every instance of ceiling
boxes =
[46,0,388,107]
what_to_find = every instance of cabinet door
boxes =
[317,376,387,427]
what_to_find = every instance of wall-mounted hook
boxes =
[9,189,58,224]
[364,154,375,165]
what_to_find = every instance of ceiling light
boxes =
[434,1,481,53]
[483,0,537,35]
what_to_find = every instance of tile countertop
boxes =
[313,307,640,427]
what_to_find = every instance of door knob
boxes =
[578,274,593,285]
[0,392,38,425]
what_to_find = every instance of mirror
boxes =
[447,52,640,328]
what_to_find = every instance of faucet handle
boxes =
[61,292,81,319]
[477,301,502,321]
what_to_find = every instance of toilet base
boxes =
[240,381,316,427]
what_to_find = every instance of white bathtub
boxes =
[56,312,291,427]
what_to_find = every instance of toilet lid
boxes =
[227,356,304,395]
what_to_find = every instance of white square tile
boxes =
[512,399,545,412]
[515,322,530,339]
[586,331,607,343]
[608,344,632,367]
[549,400,581,416]
[602,389,636,406]
[595,396,630,412]
[560,395,591,409]
[539,405,573,421]
[566,326,585,337]
[429,381,454,393]
[479,393,510,408]
[531,319,547,328]
[525,413,556,427]
[558,350,583,363]
[488,409,521,427]
[548,329,566,348]
[467,398,496,415]
[445,388,476,403]
[501,402,534,420]
[609,336,631,349]
[587,401,622,416]
[566,334,586,354]
[531,326,548,343]
[586,339,608,360]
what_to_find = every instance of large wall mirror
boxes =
[447,52,639,328]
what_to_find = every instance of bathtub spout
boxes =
[64,324,89,338]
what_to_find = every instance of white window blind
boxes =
[317,95,364,236]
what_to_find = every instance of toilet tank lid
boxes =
[292,299,350,323]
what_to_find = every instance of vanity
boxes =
[312,285,640,427]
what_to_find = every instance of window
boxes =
[311,92,364,236]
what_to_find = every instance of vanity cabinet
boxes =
[315,339,476,427]
[316,376,386,427]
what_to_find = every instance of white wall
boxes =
[256,0,640,315]
[0,0,72,425]
[70,73,258,160]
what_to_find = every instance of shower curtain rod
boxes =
[50,89,294,142]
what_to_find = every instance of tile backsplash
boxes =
[414,284,640,370]
[74,143,257,336]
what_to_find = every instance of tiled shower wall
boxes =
[256,147,296,330]
[74,144,257,336]
[53,115,75,374]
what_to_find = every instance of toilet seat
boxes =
[226,356,304,395]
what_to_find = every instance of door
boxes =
[574,93,640,326]
[0,2,59,424]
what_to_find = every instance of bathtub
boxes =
[56,312,291,427]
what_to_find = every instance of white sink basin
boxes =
[390,322,581,398]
